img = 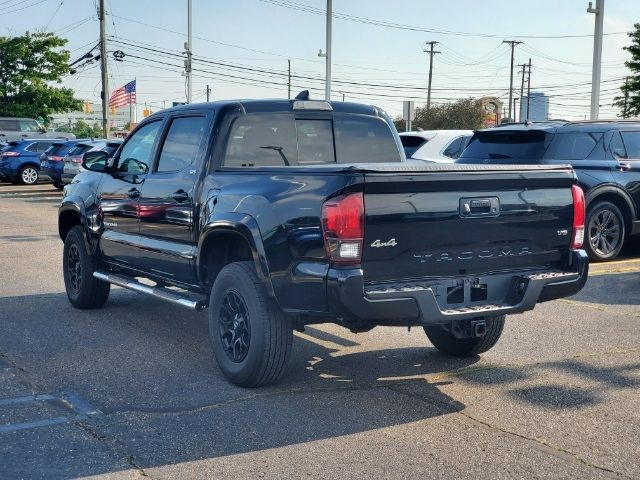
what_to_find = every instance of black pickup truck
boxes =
[58,96,589,386]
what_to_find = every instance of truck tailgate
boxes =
[360,164,576,283]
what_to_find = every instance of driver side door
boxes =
[98,120,163,269]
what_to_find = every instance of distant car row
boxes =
[0,138,122,188]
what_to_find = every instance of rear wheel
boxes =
[63,226,110,309]
[424,315,505,357]
[585,201,625,262]
[18,166,38,185]
[209,261,292,387]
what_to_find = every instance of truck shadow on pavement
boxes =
[0,289,638,478]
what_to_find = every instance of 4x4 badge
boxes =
[371,238,397,248]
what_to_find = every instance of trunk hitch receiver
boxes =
[449,318,487,339]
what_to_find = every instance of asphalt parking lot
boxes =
[0,183,639,480]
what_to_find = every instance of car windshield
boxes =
[458,130,551,163]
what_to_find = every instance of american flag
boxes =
[109,80,136,109]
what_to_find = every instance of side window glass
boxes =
[157,116,207,173]
[545,132,603,160]
[19,120,40,133]
[296,119,335,164]
[620,132,640,159]
[610,132,627,159]
[25,143,38,152]
[116,121,161,174]
[443,137,464,159]
[0,119,17,130]
[224,114,297,167]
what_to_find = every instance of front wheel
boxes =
[585,201,625,262]
[424,315,505,357]
[209,261,293,387]
[63,226,110,309]
[18,166,39,185]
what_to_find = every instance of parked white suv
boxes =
[399,130,472,163]
[0,117,75,143]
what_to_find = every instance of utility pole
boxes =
[287,59,291,99]
[587,0,604,120]
[185,0,193,103]
[325,0,332,100]
[206,84,211,102]
[423,41,440,109]
[513,97,519,122]
[526,58,532,119]
[98,0,109,138]
[518,63,527,121]
[503,40,523,121]
[622,76,630,118]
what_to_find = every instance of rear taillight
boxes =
[0,151,19,157]
[48,156,63,162]
[571,185,585,249]
[70,157,82,164]
[321,192,364,265]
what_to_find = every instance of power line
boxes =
[259,0,629,39]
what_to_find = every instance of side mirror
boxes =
[82,150,108,172]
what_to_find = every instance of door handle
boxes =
[170,190,189,202]
[618,162,631,172]
[127,188,140,199]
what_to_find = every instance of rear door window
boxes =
[156,116,208,172]
[400,135,428,158]
[443,136,468,159]
[620,131,640,159]
[544,132,603,160]
[610,132,627,159]
[459,130,550,163]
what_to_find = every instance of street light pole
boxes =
[587,0,604,120]
[324,0,332,100]
[99,0,109,138]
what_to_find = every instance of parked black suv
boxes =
[458,121,640,261]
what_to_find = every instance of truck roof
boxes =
[149,99,386,119]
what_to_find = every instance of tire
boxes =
[424,315,505,357]
[585,201,625,262]
[53,182,64,190]
[18,166,39,185]
[209,261,293,387]
[63,226,110,309]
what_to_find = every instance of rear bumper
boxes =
[327,249,588,325]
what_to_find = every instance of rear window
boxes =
[104,143,122,157]
[621,131,640,158]
[458,130,550,163]
[68,144,94,156]
[400,135,428,158]
[45,143,66,156]
[223,113,401,167]
[543,132,603,160]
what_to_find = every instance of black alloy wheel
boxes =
[218,290,251,363]
[67,244,82,292]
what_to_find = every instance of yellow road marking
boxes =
[588,267,640,276]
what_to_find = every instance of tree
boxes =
[394,98,485,132]
[0,32,81,120]
[69,120,102,139]
[613,23,640,118]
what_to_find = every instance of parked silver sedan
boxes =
[61,139,123,184]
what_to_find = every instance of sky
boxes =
[1,0,637,120]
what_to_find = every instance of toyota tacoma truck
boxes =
[58,94,589,387]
